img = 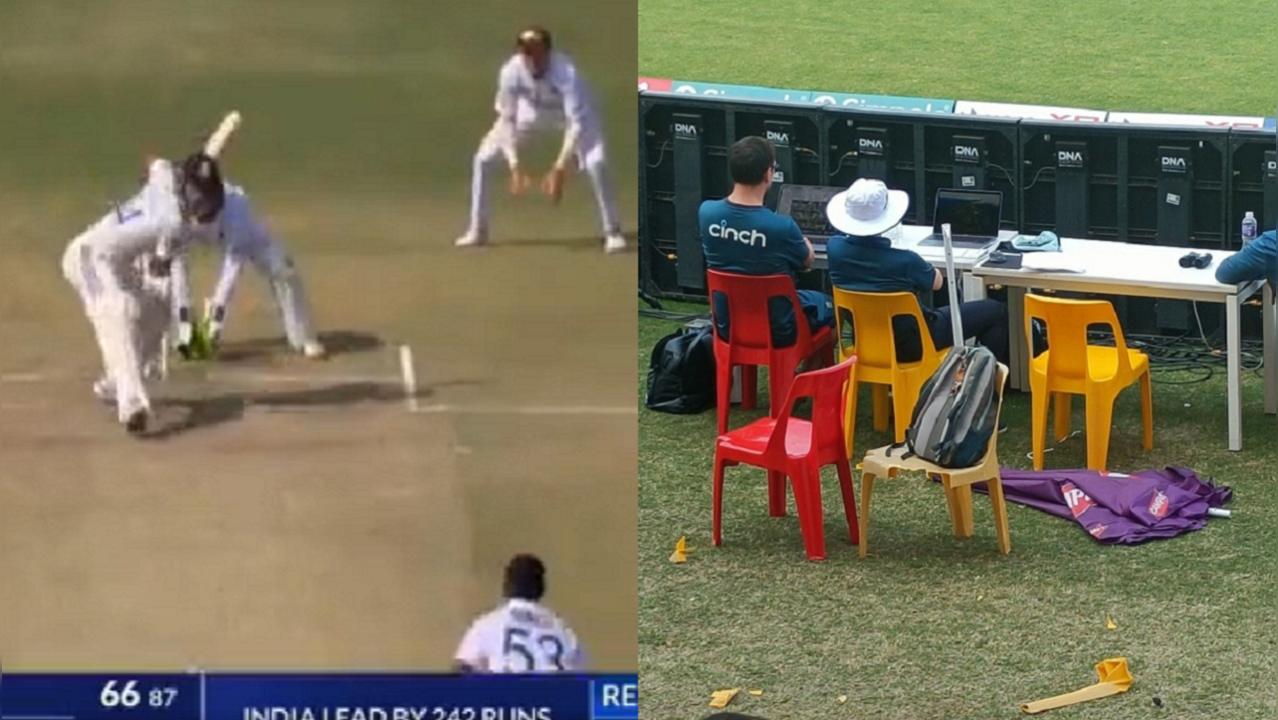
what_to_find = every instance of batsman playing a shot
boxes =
[169,180,326,360]
[455,27,625,253]
[61,153,224,434]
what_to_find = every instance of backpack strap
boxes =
[886,441,908,458]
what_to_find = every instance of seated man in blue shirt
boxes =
[823,178,1009,364]
[1216,227,1278,288]
[700,136,833,347]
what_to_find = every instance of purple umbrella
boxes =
[961,467,1232,544]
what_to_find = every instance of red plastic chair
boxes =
[713,356,859,561]
[706,270,835,438]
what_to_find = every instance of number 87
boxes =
[503,627,565,671]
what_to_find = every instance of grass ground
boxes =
[639,4,1278,715]
[639,304,1277,719]
[0,0,637,671]
[639,0,1278,116]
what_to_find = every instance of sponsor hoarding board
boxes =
[1107,111,1266,129]
[668,80,812,103]
[808,91,954,114]
[639,77,672,92]
[955,100,1107,122]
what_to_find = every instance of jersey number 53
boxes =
[503,626,566,671]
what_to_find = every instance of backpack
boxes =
[645,326,716,414]
[898,345,999,468]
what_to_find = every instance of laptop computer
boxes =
[917,188,1006,249]
[776,184,844,252]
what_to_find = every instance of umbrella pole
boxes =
[941,223,964,347]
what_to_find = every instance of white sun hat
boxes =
[825,178,910,237]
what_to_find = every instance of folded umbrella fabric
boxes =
[960,467,1230,544]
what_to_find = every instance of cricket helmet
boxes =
[178,152,225,223]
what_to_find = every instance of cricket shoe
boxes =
[302,340,327,359]
[454,230,488,248]
[124,409,148,436]
[604,234,626,254]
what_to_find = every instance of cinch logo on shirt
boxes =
[709,220,768,247]
[1088,523,1108,538]
[1147,490,1170,519]
[1062,482,1095,518]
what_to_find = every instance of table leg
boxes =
[1265,283,1276,416]
[1006,287,1028,391]
[1227,297,1242,451]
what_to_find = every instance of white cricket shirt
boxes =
[495,50,598,135]
[182,183,271,256]
[82,159,184,264]
[455,599,584,673]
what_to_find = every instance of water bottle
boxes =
[1242,211,1257,247]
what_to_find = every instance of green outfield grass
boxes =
[639,307,1277,719]
[639,2,1278,716]
[640,0,1277,116]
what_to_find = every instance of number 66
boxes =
[101,680,141,708]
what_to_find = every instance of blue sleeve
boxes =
[783,218,807,272]
[1216,230,1277,284]
[698,202,712,255]
[908,251,935,292]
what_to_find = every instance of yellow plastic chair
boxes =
[831,288,945,453]
[1024,294,1153,472]
[859,363,1011,557]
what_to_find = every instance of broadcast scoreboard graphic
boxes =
[0,673,638,720]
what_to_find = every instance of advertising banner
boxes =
[954,100,1107,122]
[668,80,812,103]
[809,91,954,114]
[1107,111,1267,129]
[638,77,672,92]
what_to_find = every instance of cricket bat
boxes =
[204,111,242,159]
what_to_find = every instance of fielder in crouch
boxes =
[456,27,625,253]
[61,154,223,433]
[169,180,325,359]
[454,554,584,673]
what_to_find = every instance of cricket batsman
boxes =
[61,153,224,434]
[455,27,626,254]
[169,180,326,360]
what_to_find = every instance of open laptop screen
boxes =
[932,189,1002,236]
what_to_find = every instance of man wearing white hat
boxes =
[699,136,833,346]
[824,178,1008,364]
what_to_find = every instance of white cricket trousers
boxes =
[207,242,318,351]
[61,234,166,423]
[468,119,622,238]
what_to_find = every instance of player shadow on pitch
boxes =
[214,330,384,363]
[494,230,636,252]
[143,381,433,440]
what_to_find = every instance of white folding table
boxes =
[971,238,1273,451]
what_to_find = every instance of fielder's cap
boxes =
[517,27,552,50]
[826,178,909,237]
